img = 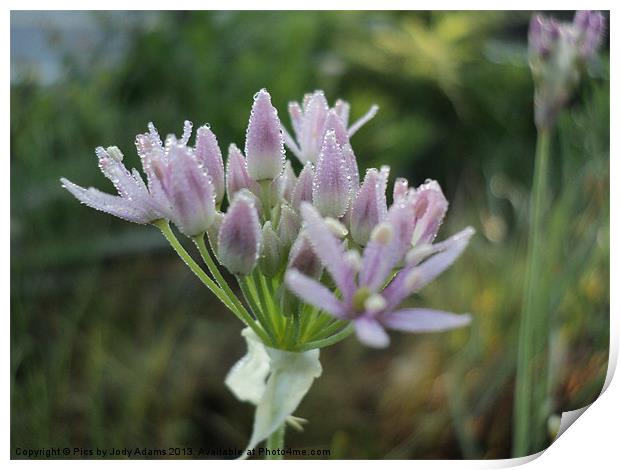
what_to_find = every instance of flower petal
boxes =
[350,168,388,246]
[323,109,349,147]
[287,231,323,280]
[354,317,390,348]
[195,125,225,204]
[411,180,448,247]
[382,227,475,309]
[300,202,355,302]
[60,178,153,224]
[226,143,259,203]
[312,131,351,218]
[300,91,328,163]
[333,99,350,127]
[291,162,314,211]
[348,104,379,136]
[360,190,416,292]
[285,269,345,318]
[382,308,471,333]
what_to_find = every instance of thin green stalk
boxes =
[513,129,551,456]
[193,235,250,320]
[299,324,354,351]
[155,220,268,343]
[238,276,278,345]
[309,319,349,342]
[303,311,335,341]
[265,424,285,460]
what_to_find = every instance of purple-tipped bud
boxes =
[226,144,259,203]
[278,160,297,202]
[195,125,225,205]
[342,143,360,195]
[350,168,389,246]
[411,180,448,247]
[573,10,590,31]
[579,11,605,59]
[291,162,314,211]
[206,211,224,256]
[300,91,329,163]
[278,203,301,248]
[287,231,323,280]
[288,101,303,137]
[528,15,549,56]
[323,110,349,147]
[259,222,283,277]
[312,131,351,218]
[163,144,216,237]
[218,191,262,275]
[245,89,284,182]
[393,177,409,202]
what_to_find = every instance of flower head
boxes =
[528,11,605,129]
[62,87,474,352]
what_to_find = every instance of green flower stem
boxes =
[259,180,273,222]
[266,424,285,460]
[155,220,269,344]
[299,323,354,351]
[513,129,551,456]
[309,319,349,342]
[238,276,278,345]
[302,312,335,342]
[193,235,251,320]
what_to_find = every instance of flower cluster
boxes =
[62,88,473,349]
[528,10,605,129]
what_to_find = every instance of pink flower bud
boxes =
[278,202,301,248]
[299,91,329,163]
[226,144,259,203]
[278,160,297,203]
[218,191,262,275]
[259,221,284,277]
[411,180,448,247]
[323,109,349,147]
[245,89,284,182]
[350,168,388,246]
[163,144,217,237]
[287,231,323,280]
[312,131,351,218]
[291,162,314,211]
[195,125,225,205]
[393,177,409,202]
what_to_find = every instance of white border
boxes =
[4,3,617,468]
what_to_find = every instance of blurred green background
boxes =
[11,11,609,459]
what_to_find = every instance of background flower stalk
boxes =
[513,10,605,457]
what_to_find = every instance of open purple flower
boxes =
[282,90,379,164]
[285,193,473,348]
[61,121,218,237]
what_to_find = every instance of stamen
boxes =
[364,294,386,313]
[370,222,393,245]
